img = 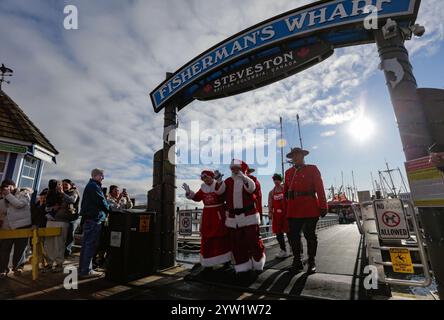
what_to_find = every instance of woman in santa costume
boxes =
[224,160,266,275]
[268,173,290,259]
[182,171,231,269]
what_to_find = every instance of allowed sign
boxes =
[374,199,410,240]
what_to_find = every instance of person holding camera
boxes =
[107,185,133,210]
[31,188,49,228]
[0,179,32,277]
[91,185,132,270]
[43,179,79,273]
[284,148,328,274]
[63,179,81,257]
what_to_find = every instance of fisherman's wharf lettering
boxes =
[151,0,416,111]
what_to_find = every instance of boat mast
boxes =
[370,171,376,195]
[279,116,285,177]
[385,161,398,197]
[378,171,386,198]
[397,168,409,195]
[352,171,357,202]
[296,114,303,149]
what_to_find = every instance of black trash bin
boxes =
[106,209,156,282]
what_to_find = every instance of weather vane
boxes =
[0,63,14,90]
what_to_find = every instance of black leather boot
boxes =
[307,259,316,274]
[288,258,304,273]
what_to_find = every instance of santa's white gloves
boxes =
[182,183,191,196]
[238,172,250,183]
[214,170,224,183]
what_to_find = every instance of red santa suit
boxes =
[224,160,265,273]
[186,175,231,267]
[249,174,263,216]
[269,185,289,234]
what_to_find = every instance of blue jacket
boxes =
[80,179,109,222]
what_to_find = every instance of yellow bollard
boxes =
[31,228,39,281]
[0,227,61,281]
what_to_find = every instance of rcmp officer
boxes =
[284,148,328,273]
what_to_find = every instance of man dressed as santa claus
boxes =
[224,160,266,276]
[183,171,231,269]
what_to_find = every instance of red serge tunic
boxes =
[284,165,328,218]
[189,181,227,239]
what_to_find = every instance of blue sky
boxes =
[0,0,443,205]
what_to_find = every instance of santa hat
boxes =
[230,159,249,173]
[200,170,215,179]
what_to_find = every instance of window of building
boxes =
[0,151,9,182]
[19,155,40,189]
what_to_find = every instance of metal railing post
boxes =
[351,203,364,235]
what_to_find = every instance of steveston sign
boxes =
[194,42,333,101]
[150,0,420,112]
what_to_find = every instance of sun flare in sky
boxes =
[348,115,376,143]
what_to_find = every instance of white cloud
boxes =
[0,0,443,204]
[321,131,337,137]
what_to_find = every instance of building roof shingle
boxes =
[0,90,58,155]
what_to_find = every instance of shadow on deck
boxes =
[185,224,371,300]
[0,224,371,300]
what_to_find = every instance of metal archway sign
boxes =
[149,0,420,113]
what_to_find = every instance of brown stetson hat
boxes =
[286,147,309,159]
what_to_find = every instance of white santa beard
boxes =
[232,175,244,209]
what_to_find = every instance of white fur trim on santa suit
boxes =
[234,259,253,273]
[225,212,261,229]
[232,174,256,209]
[200,180,226,195]
[200,251,232,267]
[252,254,266,271]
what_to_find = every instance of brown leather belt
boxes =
[286,191,316,199]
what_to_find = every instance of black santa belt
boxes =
[229,204,255,215]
